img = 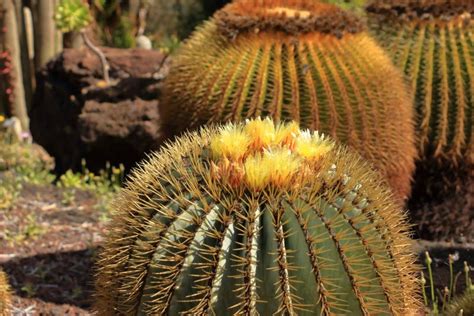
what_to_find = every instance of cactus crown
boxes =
[366,0,474,21]
[216,0,364,38]
[210,118,333,190]
[96,119,420,315]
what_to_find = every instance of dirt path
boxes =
[1,183,105,315]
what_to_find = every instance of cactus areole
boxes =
[96,119,420,315]
[367,0,474,163]
[161,0,416,200]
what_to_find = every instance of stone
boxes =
[30,47,169,173]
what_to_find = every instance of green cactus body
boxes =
[161,0,416,200]
[367,0,474,163]
[0,270,11,316]
[366,0,474,240]
[96,119,420,315]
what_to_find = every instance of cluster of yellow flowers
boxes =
[210,118,333,190]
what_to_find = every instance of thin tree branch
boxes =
[81,30,110,83]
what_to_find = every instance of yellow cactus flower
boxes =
[244,154,271,190]
[244,117,275,151]
[295,131,334,161]
[274,121,300,149]
[263,149,301,188]
[210,125,251,160]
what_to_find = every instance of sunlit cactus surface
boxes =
[95,118,420,316]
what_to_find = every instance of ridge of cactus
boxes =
[366,0,474,240]
[95,118,421,315]
[161,0,417,200]
[367,0,473,162]
[0,270,11,316]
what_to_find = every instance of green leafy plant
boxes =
[95,118,421,315]
[161,0,417,200]
[92,0,135,48]
[54,0,91,31]
[58,160,124,211]
[55,0,110,83]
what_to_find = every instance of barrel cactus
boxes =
[367,0,473,163]
[366,0,474,239]
[445,290,474,316]
[96,118,420,315]
[161,0,416,200]
[0,270,11,315]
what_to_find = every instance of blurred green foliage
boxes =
[92,0,135,48]
[147,0,230,43]
[55,0,92,32]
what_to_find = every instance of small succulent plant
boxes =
[54,0,92,33]
[161,0,417,200]
[96,118,420,315]
[0,270,11,315]
[55,0,110,83]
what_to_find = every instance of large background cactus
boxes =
[0,270,11,315]
[366,0,474,240]
[161,0,416,200]
[96,119,420,315]
[367,0,473,163]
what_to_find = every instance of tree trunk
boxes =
[4,0,29,131]
[54,0,62,54]
[14,0,33,110]
[36,0,56,69]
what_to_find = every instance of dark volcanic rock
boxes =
[30,47,169,173]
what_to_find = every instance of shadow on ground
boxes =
[1,248,97,309]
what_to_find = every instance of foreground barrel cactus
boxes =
[0,270,11,315]
[96,119,420,315]
[161,0,416,200]
[366,0,474,239]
